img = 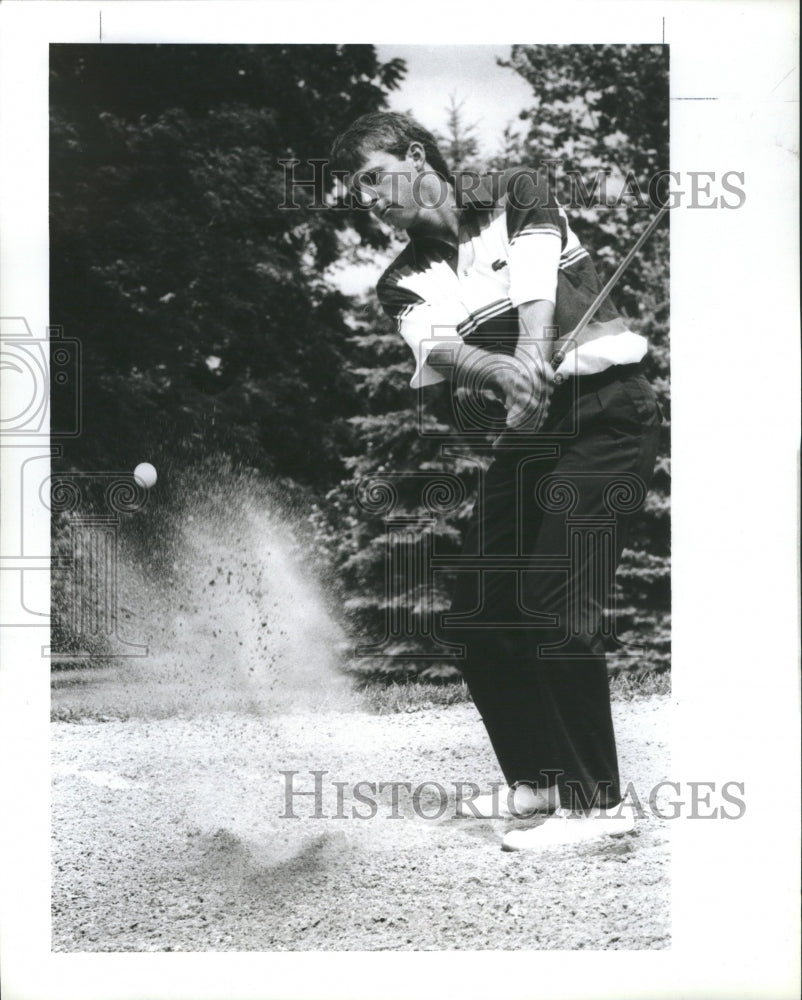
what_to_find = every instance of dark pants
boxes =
[444,364,662,810]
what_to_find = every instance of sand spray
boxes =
[54,463,354,718]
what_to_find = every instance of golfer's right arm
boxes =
[378,283,550,426]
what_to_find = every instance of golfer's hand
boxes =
[494,355,554,432]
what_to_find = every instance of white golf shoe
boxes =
[501,805,636,851]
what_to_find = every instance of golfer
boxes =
[331,112,661,850]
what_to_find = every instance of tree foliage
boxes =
[50,44,404,487]
[434,94,483,173]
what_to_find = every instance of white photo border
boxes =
[0,2,799,999]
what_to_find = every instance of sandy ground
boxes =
[52,695,670,951]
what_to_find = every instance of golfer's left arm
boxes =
[503,168,564,424]
[499,299,557,429]
[516,298,557,368]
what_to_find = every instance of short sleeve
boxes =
[377,276,463,389]
[504,169,564,308]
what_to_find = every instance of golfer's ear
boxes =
[407,141,427,170]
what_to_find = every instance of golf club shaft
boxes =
[552,203,670,365]
[494,203,669,446]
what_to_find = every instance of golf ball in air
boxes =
[133,462,158,488]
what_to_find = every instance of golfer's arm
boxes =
[426,340,508,398]
[516,299,558,368]
[425,300,557,396]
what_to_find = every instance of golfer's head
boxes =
[331,112,451,230]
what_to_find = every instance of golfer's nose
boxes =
[354,184,378,210]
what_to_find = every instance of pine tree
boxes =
[435,94,482,173]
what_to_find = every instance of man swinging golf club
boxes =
[331,112,663,851]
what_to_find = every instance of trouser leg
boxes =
[447,372,661,810]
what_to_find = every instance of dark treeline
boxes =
[50,43,403,487]
[50,44,669,680]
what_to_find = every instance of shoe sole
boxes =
[501,822,635,852]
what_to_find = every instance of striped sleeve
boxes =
[504,169,564,308]
[377,273,464,389]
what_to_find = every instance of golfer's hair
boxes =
[330,112,451,184]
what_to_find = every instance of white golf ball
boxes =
[133,462,158,488]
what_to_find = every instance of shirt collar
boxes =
[406,172,496,266]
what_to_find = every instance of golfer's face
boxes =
[352,149,420,231]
